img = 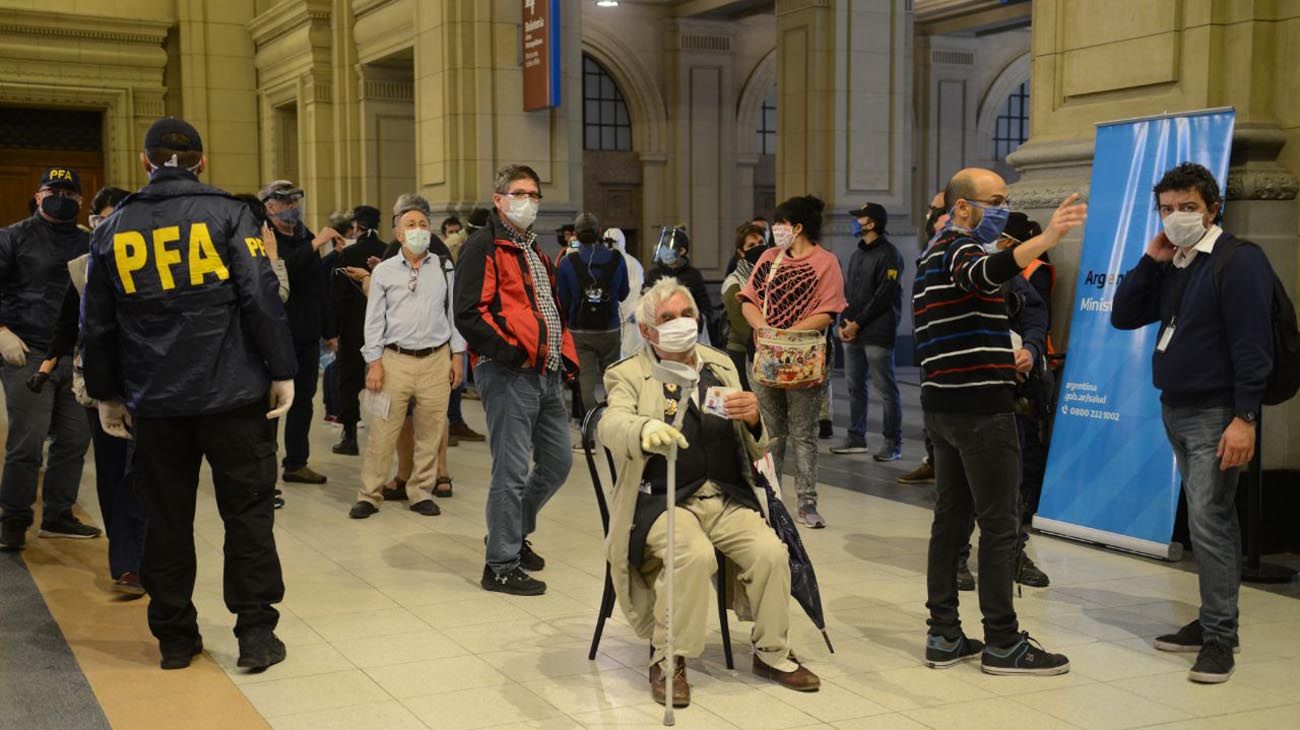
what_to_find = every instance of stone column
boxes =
[412,0,584,229]
[661,18,739,275]
[1011,0,1300,468]
[773,0,914,260]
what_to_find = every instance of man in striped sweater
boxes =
[914,167,1086,676]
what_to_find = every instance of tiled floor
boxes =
[108,391,1293,730]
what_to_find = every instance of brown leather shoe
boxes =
[753,654,820,692]
[649,657,690,707]
[448,421,486,442]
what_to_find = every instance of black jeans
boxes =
[283,341,319,470]
[726,348,751,392]
[133,401,284,647]
[87,408,145,579]
[924,410,1021,647]
[336,337,367,436]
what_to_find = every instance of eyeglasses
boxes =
[407,266,419,292]
[505,191,543,201]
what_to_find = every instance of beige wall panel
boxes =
[688,64,724,270]
[1061,33,1178,99]
[1060,0,1176,51]
[354,0,415,64]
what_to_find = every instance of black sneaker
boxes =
[1016,554,1050,588]
[829,439,868,455]
[957,557,975,592]
[237,627,286,673]
[520,540,545,571]
[1153,620,1241,653]
[925,633,986,669]
[1188,638,1234,684]
[410,499,441,516]
[332,436,359,456]
[349,501,378,519]
[160,636,204,670]
[481,565,546,596]
[382,478,409,502]
[38,513,102,539]
[981,632,1069,676]
[818,420,834,440]
[0,522,25,551]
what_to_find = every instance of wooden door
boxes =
[0,148,104,228]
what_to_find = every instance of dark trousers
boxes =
[573,330,621,416]
[448,352,466,425]
[133,400,283,647]
[87,408,144,579]
[322,357,340,418]
[924,410,1021,647]
[337,339,366,436]
[0,358,90,528]
[283,341,319,470]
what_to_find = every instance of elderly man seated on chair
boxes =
[598,277,820,707]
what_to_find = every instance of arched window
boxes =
[994,81,1029,161]
[755,85,776,156]
[583,55,632,151]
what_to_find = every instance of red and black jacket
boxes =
[453,211,578,377]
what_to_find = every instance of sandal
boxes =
[434,476,453,498]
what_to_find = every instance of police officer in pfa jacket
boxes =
[0,166,98,551]
[81,117,298,672]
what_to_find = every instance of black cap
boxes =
[1002,212,1040,245]
[353,205,381,231]
[39,166,81,193]
[144,117,204,153]
[849,202,887,231]
[466,207,490,229]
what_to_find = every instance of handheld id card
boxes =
[703,386,738,418]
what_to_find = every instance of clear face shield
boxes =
[655,227,682,265]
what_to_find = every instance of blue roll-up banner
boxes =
[1033,108,1236,561]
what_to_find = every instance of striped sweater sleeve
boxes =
[949,244,1021,294]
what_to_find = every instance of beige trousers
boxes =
[641,482,791,668]
[358,347,450,506]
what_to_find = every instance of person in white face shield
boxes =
[597,276,821,707]
[1113,162,1278,685]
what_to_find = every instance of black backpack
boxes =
[1213,239,1300,405]
[570,253,619,331]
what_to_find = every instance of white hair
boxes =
[636,276,698,328]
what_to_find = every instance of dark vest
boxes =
[628,366,760,566]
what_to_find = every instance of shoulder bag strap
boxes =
[761,251,786,323]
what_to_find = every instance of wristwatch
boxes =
[1236,410,1257,425]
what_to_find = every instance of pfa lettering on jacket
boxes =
[112,223,260,294]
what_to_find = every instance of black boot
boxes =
[332,427,359,456]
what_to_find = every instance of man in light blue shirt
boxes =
[349,206,464,519]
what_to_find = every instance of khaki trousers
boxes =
[358,347,450,506]
[641,482,791,668]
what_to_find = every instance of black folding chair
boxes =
[581,404,734,669]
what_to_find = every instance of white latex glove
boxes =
[641,420,689,456]
[266,379,295,420]
[0,327,29,367]
[97,400,132,440]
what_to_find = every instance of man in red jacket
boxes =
[453,164,579,597]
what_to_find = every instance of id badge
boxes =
[1156,325,1175,352]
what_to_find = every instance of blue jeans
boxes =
[475,361,572,575]
[1162,404,1242,643]
[843,341,901,446]
[0,358,90,528]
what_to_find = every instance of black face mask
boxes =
[40,195,80,222]
[743,244,768,266]
[923,207,944,240]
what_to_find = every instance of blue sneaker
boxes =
[925,633,985,669]
[981,632,1069,676]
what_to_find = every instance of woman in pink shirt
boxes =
[737,196,847,528]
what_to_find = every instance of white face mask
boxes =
[1163,211,1209,248]
[772,224,795,250]
[505,196,539,230]
[653,316,698,353]
[404,228,431,255]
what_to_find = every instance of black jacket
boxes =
[0,214,88,352]
[332,234,389,345]
[81,168,296,417]
[645,259,712,332]
[276,224,332,344]
[843,235,903,347]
